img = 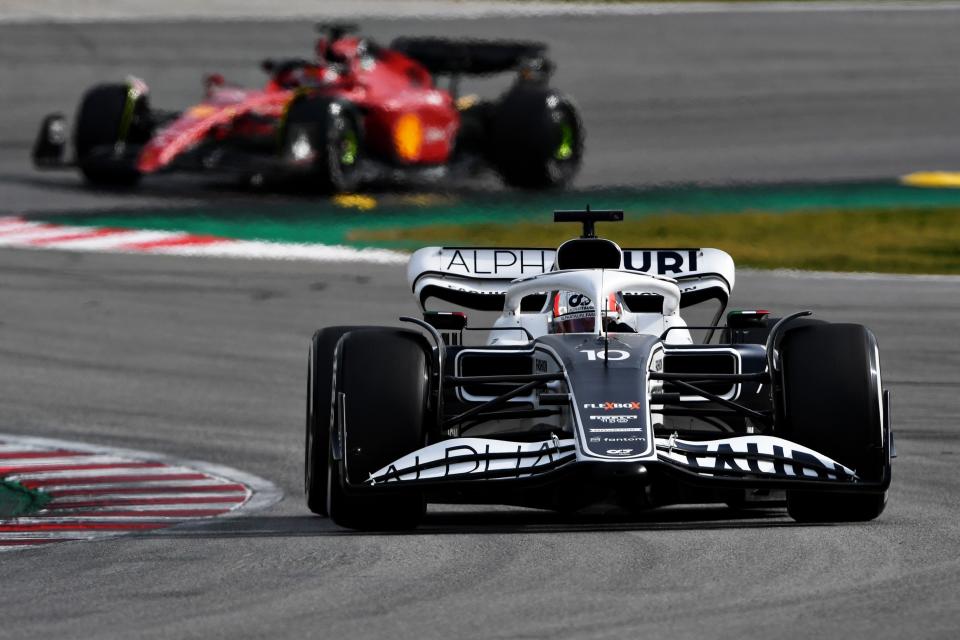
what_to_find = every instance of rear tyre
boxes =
[74,83,150,186]
[282,96,362,193]
[305,326,366,516]
[490,86,583,189]
[778,323,889,522]
[326,328,430,530]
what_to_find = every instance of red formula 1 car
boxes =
[32,24,584,192]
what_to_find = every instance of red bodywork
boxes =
[137,37,460,174]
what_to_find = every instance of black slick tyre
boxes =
[74,83,149,186]
[326,328,430,530]
[778,323,889,522]
[282,96,362,193]
[490,86,583,189]
[305,326,367,516]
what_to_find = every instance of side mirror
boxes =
[724,309,771,345]
[32,114,67,168]
[727,309,770,330]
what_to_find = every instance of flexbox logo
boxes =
[589,415,638,423]
[583,402,641,410]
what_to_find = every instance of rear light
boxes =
[393,113,423,162]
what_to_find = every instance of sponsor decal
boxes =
[589,427,645,433]
[187,104,218,119]
[424,126,448,143]
[589,415,638,424]
[442,248,552,276]
[655,435,857,480]
[560,311,593,322]
[601,436,644,443]
[367,437,577,484]
[435,248,708,278]
[624,249,700,275]
[589,437,601,443]
[567,293,591,308]
[583,402,641,411]
[606,449,634,456]
[535,358,548,373]
[581,349,630,361]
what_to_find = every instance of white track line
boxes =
[33,480,246,492]
[51,492,246,503]
[46,504,240,513]
[0,532,103,540]
[18,513,234,522]
[0,455,140,467]
[0,220,38,233]
[0,216,408,264]
[39,231,192,250]
[155,239,408,263]
[6,466,205,481]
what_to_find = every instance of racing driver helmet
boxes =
[550,291,624,334]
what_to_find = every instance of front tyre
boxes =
[778,323,890,522]
[326,328,430,530]
[305,326,366,516]
[74,83,151,187]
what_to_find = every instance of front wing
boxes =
[364,434,863,489]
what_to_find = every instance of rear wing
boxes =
[389,38,549,76]
[407,247,735,312]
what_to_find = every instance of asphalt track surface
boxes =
[1,7,960,640]
[2,8,960,212]
[0,247,958,639]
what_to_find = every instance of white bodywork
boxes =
[407,244,736,345]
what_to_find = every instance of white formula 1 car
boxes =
[305,208,892,530]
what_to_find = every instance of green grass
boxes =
[350,206,960,274]
[0,480,51,518]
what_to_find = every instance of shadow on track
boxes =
[151,503,820,540]
[0,171,322,203]
[0,169,502,207]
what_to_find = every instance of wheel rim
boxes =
[288,126,317,165]
[546,106,580,182]
[339,129,358,167]
[554,120,575,161]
